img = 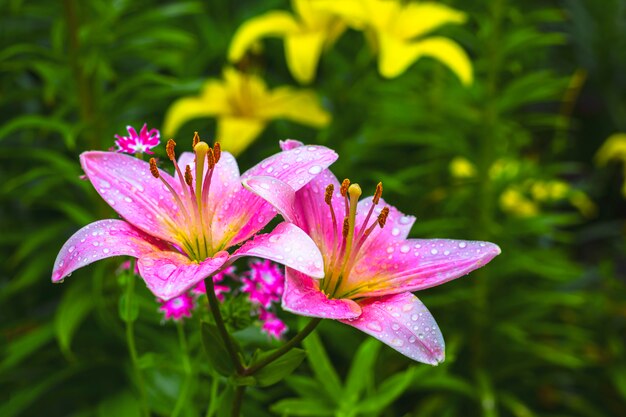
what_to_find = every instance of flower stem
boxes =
[171,322,192,417]
[125,261,150,417]
[231,386,245,417]
[203,276,244,374]
[244,318,321,375]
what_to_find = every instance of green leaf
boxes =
[355,367,416,414]
[270,399,335,416]
[201,322,235,377]
[54,279,93,357]
[253,348,307,387]
[344,338,381,402]
[97,391,141,417]
[302,331,342,402]
[118,293,139,323]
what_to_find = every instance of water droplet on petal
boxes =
[431,248,438,255]
[411,314,418,321]
[391,228,400,236]
[459,242,467,248]
[366,321,383,332]
[308,165,322,175]
[400,245,410,253]
[391,338,404,347]
[68,246,75,253]
[391,323,400,331]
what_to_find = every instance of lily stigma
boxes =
[52,135,338,300]
[244,140,501,364]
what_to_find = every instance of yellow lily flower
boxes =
[313,0,473,84]
[228,0,346,84]
[595,133,626,197]
[163,68,331,155]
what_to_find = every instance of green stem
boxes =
[205,377,219,417]
[231,386,245,417]
[203,276,244,374]
[245,318,321,375]
[171,322,192,417]
[125,261,150,417]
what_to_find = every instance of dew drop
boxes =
[400,245,410,253]
[390,338,404,347]
[411,314,418,321]
[367,321,383,332]
[68,246,75,253]
[399,216,412,224]
[430,248,438,255]
[459,242,467,248]
[391,323,400,331]
[409,336,416,343]
[444,250,450,255]
[124,197,132,203]
[391,227,400,236]
[260,182,270,190]
[103,248,110,254]
[308,165,322,175]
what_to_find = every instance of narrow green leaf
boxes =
[253,348,306,387]
[201,322,235,377]
[97,391,141,417]
[302,331,342,402]
[270,399,335,416]
[54,279,93,357]
[344,338,381,401]
[355,367,416,413]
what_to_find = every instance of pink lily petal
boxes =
[244,169,343,267]
[231,222,325,279]
[221,144,338,246]
[80,152,182,244]
[283,268,362,319]
[355,197,416,256]
[52,219,168,283]
[138,250,230,300]
[340,292,445,365]
[349,239,501,298]
[242,176,298,223]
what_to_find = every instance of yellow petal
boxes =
[228,11,299,62]
[284,31,326,84]
[595,133,626,165]
[162,81,229,137]
[378,34,473,85]
[395,2,466,40]
[259,86,330,127]
[216,117,266,156]
[311,0,370,30]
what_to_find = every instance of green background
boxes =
[2,0,625,416]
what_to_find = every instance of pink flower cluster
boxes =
[241,260,288,339]
[114,124,160,154]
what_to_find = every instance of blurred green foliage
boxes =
[1,0,626,416]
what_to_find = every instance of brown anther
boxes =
[213,142,221,163]
[149,158,160,178]
[324,184,334,205]
[340,179,350,197]
[342,217,350,237]
[184,165,193,186]
[207,147,216,169]
[192,132,200,147]
[166,139,176,160]
[377,207,390,228]
[373,182,383,204]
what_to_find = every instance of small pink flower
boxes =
[116,260,140,275]
[259,310,288,339]
[241,260,284,308]
[191,266,236,301]
[114,124,160,154]
[158,293,194,321]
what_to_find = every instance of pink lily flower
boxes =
[114,123,160,154]
[158,293,195,321]
[243,140,501,365]
[52,137,337,300]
